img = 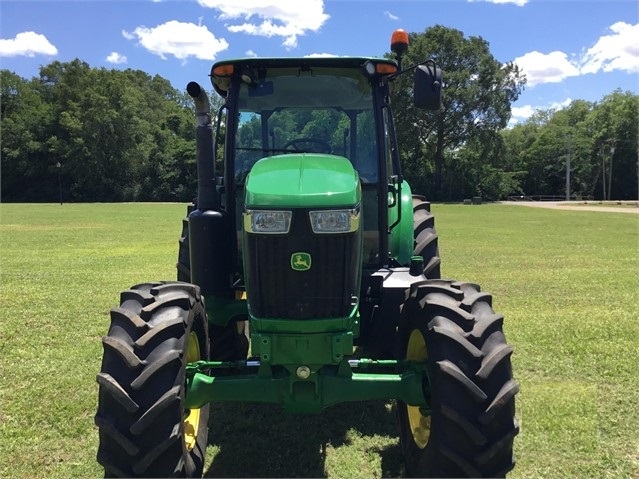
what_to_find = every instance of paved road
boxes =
[500,201,639,214]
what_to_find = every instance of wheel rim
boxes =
[183,331,201,452]
[406,329,430,449]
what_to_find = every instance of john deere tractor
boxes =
[95,30,519,478]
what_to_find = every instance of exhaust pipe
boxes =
[187,81,218,211]
[185,81,230,295]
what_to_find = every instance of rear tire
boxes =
[95,282,209,478]
[397,280,519,478]
[210,321,249,361]
[412,195,441,279]
[177,203,196,282]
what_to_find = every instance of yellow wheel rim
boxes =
[183,331,201,452]
[406,329,430,449]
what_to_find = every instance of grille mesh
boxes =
[245,209,359,319]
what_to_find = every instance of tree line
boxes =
[390,27,638,202]
[501,90,638,201]
[1,26,637,203]
[1,59,200,202]
[412,87,638,202]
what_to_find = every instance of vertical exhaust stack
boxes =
[187,81,219,211]
[186,81,231,295]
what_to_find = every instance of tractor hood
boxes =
[244,154,361,208]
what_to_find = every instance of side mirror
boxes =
[413,63,442,110]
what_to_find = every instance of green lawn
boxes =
[1,203,637,478]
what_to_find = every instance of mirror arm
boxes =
[385,58,437,84]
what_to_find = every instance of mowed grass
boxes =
[433,204,639,479]
[0,202,637,478]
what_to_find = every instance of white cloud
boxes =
[468,0,528,6]
[304,53,339,58]
[384,11,399,21]
[245,49,258,57]
[514,50,580,87]
[509,97,573,125]
[548,98,573,111]
[0,31,58,57]
[106,52,127,64]
[510,104,536,122]
[197,0,329,50]
[514,22,639,87]
[123,21,228,60]
[580,21,639,74]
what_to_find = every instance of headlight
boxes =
[309,206,360,234]
[244,210,292,234]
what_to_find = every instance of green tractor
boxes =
[95,30,519,478]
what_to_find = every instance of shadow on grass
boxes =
[203,400,403,478]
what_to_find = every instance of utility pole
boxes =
[56,162,63,205]
[565,135,572,201]
[601,145,606,202]
[607,141,615,201]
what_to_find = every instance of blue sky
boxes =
[1,0,637,125]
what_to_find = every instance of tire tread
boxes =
[95,281,209,477]
[398,280,519,478]
[411,195,441,279]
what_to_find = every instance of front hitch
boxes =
[184,358,429,414]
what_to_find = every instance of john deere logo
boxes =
[291,252,311,271]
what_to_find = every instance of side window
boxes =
[235,112,263,183]
[382,106,395,182]
[352,109,378,183]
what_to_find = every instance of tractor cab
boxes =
[210,56,441,283]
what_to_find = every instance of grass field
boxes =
[1,202,637,478]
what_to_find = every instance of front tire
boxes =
[95,282,209,477]
[398,280,519,478]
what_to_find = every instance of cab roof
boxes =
[210,56,398,97]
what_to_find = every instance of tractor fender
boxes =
[389,180,414,266]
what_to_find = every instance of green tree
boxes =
[136,75,199,201]
[1,70,57,201]
[1,61,201,202]
[36,60,142,201]
[586,89,638,200]
[391,25,526,199]
[501,91,637,200]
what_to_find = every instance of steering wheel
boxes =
[283,138,332,154]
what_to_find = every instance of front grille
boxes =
[245,209,360,319]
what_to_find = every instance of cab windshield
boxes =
[234,66,378,183]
